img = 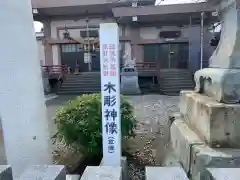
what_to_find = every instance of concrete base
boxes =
[100,156,128,180]
[170,117,240,180]
[201,168,240,180]
[161,151,181,167]
[120,72,141,95]
[180,90,240,148]
[80,166,122,180]
[191,145,240,180]
[18,165,66,180]
[145,167,188,180]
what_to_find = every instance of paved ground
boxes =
[46,95,76,136]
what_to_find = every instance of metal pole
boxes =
[168,44,171,68]
[189,15,192,68]
[200,12,204,69]
[86,17,91,71]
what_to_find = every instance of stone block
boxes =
[145,167,189,180]
[66,175,80,180]
[18,165,66,180]
[0,166,12,180]
[120,69,141,95]
[190,145,240,180]
[162,150,181,167]
[180,91,240,148]
[170,117,204,174]
[80,166,122,180]
[201,168,240,180]
[100,157,127,180]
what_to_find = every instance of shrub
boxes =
[53,93,136,156]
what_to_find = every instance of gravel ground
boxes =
[125,95,180,180]
[47,94,180,179]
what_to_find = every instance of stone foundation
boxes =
[169,90,240,179]
[171,114,240,180]
[180,91,240,148]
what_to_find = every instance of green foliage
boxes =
[53,93,136,156]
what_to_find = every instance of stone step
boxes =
[62,83,100,86]
[63,78,100,81]
[158,69,194,95]
[162,77,193,81]
[59,88,101,92]
[59,72,101,94]
[162,79,193,83]
[160,83,194,88]
[67,77,100,80]
[159,73,192,77]
[57,90,100,95]
[160,72,192,76]
[59,89,101,93]
[145,167,189,180]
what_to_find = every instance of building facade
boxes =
[33,0,217,73]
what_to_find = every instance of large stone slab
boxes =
[201,168,240,180]
[18,165,66,180]
[180,90,240,148]
[80,166,122,180]
[190,145,240,180]
[145,167,189,180]
[100,157,128,180]
[170,117,204,174]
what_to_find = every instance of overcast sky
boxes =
[34,0,205,32]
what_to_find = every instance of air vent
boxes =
[159,31,181,39]
[80,30,99,38]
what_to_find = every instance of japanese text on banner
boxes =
[102,43,118,153]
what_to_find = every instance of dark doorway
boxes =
[61,44,101,72]
[61,44,88,72]
[143,43,189,69]
[91,51,100,71]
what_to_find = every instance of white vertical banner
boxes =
[100,23,121,166]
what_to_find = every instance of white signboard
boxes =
[84,53,91,63]
[99,23,121,166]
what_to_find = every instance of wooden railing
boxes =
[42,62,157,75]
[42,65,68,75]
[120,62,157,71]
[135,62,157,72]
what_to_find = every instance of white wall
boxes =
[140,27,159,39]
